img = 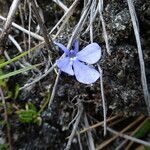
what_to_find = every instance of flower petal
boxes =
[54,42,69,55]
[76,43,101,64]
[73,60,100,84]
[57,57,74,75]
[73,39,79,53]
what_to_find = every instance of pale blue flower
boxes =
[55,40,101,84]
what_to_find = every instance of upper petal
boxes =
[57,57,74,75]
[54,42,69,55]
[76,43,101,64]
[73,60,100,84]
[73,39,79,53]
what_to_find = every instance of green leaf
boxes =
[0,46,39,68]
[28,102,37,112]
[0,120,6,126]
[0,70,7,88]
[18,110,37,123]
[0,79,6,88]
[144,146,150,150]
[0,64,40,80]
[17,102,41,124]
[134,119,150,138]
[13,84,20,99]
[0,144,8,150]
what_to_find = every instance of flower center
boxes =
[69,50,76,58]
[70,57,77,61]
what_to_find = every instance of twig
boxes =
[84,113,95,150]
[109,117,125,127]
[0,87,12,150]
[48,70,60,107]
[3,51,12,62]
[68,0,92,47]
[125,118,150,150]
[0,27,23,53]
[19,5,27,50]
[83,5,99,34]
[127,0,150,115]
[28,2,32,51]
[0,0,21,43]
[98,1,111,55]
[68,115,120,137]
[89,0,97,43]
[30,0,53,51]
[77,131,83,150]
[50,0,79,34]
[52,0,68,12]
[65,100,83,150]
[98,65,107,136]
[115,118,148,150]
[20,62,57,90]
[96,115,144,150]
[53,3,78,39]
[8,35,23,53]
[68,107,80,128]
[0,16,44,41]
[38,85,52,114]
[107,127,150,147]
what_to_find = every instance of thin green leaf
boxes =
[0,64,40,80]
[0,46,38,68]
